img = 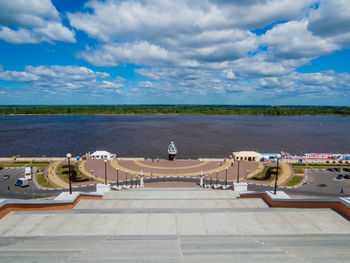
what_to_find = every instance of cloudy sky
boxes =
[0,0,349,105]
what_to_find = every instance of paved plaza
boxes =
[0,188,349,262]
[84,159,260,182]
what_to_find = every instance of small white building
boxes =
[91,151,113,160]
[232,151,263,162]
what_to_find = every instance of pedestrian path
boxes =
[269,162,294,186]
[79,160,104,183]
[47,160,68,188]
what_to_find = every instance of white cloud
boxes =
[0,27,40,44]
[226,71,236,80]
[69,0,313,68]
[261,20,339,59]
[2,0,350,104]
[308,0,350,46]
[0,0,60,27]
[69,0,312,42]
[0,0,75,44]
[0,65,122,93]
[79,41,177,67]
[138,81,153,88]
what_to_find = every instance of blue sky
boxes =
[0,0,350,105]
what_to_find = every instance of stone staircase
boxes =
[1,188,350,262]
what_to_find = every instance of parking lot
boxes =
[0,167,44,199]
[299,168,350,195]
[0,167,96,199]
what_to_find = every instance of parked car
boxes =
[344,175,350,179]
[327,168,335,172]
[3,174,9,180]
[334,168,341,172]
[343,168,350,172]
[336,174,343,179]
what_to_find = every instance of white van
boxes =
[15,178,29,187]
[24,167,32,180]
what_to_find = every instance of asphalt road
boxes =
[0,167,95,199]
[249,168,350,197]
[1,167,350,199]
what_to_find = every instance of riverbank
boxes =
[1,105,350,116]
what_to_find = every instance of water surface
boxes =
[0,115,349,158]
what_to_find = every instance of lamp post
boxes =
[274,154,281,195]
[225,167,228,186]
[216,171,219,186]
[116,168,119,187]
[66,153,72,194]
[237,161,240,184]
[104,159,108,185]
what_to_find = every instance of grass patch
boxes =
[250,166,281,181]
[292,163,350,172]
[0,161,49,168]
[285,175,304,186]
[292,166,306,174]
[57,163,93,183]
[36,173,55,188]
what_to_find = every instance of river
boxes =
[0,115,349,158]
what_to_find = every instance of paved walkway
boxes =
[110,160,233,177]
[267,162,294,186]
[47,160,68,188]
[79,160,104,183]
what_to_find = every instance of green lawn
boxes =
[285,176,304,186]
[36,173,55,188]
[292,163,350,173]
[57,163,93,183]
[0,161,49,168]
[250,166,281,181]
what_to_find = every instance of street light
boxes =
[116,168,119,188]
[274,154,282,195]
[66,153,72,194]
[104,159,108,185]
[225,167,228,186]
[237,160,240,183]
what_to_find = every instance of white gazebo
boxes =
[91,151,112,160]
[232,151,263,162]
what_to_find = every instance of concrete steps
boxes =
[74,198,268,210]
[1,188,350,262]
[104,188,239,200]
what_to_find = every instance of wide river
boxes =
[0,115,349,158]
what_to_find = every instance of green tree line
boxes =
[0,105,349,115]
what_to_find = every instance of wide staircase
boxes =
[0,188,350,262]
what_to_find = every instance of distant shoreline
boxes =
[2,113,350,116]
[1,105,350,116]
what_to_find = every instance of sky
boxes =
[0,0,350,105]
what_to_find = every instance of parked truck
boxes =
[15,178,29,187]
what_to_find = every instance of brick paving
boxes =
[84,159,259,183]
